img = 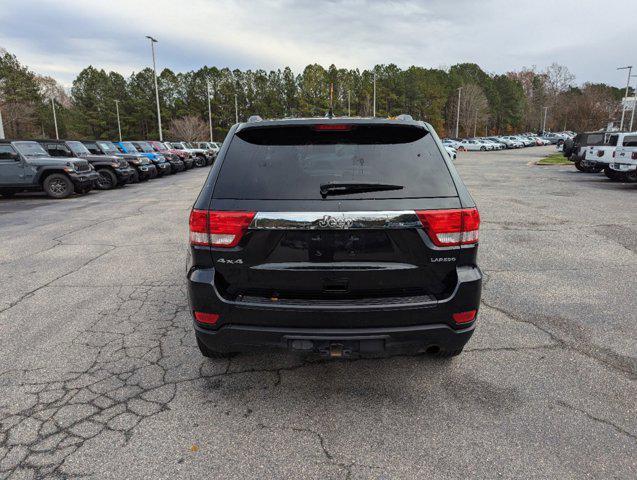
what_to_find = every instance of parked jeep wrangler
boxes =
[116,141,172,176]
[0,140,98,199]
[166,142,209,167]
[562,132,607,173]
[38,139,134,190]
[194,142,219,160]
[586,131,637,181]
[82,140,157,181]
[148,141,195,170]
[608,133,637,183]
[132,141,185,174]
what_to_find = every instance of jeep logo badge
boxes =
[317,215,353,229]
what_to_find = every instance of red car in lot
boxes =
[148,141,195,169]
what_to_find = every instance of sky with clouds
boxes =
[0,0,633,88]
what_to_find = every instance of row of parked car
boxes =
[563,131,637,183]
[0,140,222,199]
[441,132,574,158]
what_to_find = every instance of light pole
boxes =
[473,109,478,138]
[146,36,163,141]
[629,74,636,132]
[51,98,59,140]
[542,106,548,133]
[372,71,376,117]
[455,87,462,138]
[234,93,238,124]
[348,90,351,117]
[114,100,122,142]
[617,66,632,131]
[206,80,213,142]
[0,108,5,140]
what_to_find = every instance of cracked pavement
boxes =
[0,147,635,479]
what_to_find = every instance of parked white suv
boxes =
[608,133,637,182]
[587,132,637,181]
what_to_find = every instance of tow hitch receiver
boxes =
[329,343,344,357]
[321,343,351,358]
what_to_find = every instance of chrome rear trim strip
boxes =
[249,211,420,230]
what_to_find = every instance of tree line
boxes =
[0,47,630,142]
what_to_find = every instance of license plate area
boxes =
[612,163,631,171]
[286,337,387,356]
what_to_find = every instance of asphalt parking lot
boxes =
[0,146,635,479]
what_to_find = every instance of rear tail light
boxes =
[632,152,637,160]
[612,150,616,158]
[194,311,219,325]
[452,310,477,324]
[597,150,604,157]
[416,208,480,247]
[189,210,255,247]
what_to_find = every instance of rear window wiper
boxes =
[320,181,404,197]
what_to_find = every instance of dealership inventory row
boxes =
[0,140,221,199]
[441,131,572,158]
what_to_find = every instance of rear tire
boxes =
[624,170,637,183]
[43,174,74,199]
[574,160,586,172]
[196,338,233,359]
[604,167,623,182]
[96,169,117,190]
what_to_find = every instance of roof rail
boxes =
[396,114,414,121]
[247,115,263,123]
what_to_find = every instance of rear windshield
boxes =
[582,133,604,145]
[622,135,637,146]
[213,124,457,200]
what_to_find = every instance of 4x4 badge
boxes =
[217,258,243,264]
[317,215,353,229]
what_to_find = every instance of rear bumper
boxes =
[583,159,609,167]
[188,265,482,353]
[195,322,475,354]
[609,162,637,172]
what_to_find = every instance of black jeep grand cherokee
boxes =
[187,116,482,358]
